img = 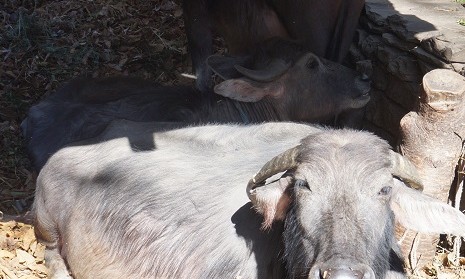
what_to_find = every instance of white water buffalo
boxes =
[22,43,370,171]
[33,122,465,279]
[182,0,365,91]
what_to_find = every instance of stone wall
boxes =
[350,0,465,145]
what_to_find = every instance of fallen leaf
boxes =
[33,243,45,261]
[16,249,35,265]
[19,228,36,251]
[0,221,17,231]
[31,263,48,274]
[438,272,460,279]
[0,250,16,259]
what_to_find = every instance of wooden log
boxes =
[397,69,465,272]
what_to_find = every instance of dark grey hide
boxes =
[182,0,365,91]
[33,122,465,279]
[22,46,369,171]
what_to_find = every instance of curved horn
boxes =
[389,150,423,191]
[247,145,302,201]
[234,59,291,82]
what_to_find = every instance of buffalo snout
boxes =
[351,78,371,109]
[310,261,375,279]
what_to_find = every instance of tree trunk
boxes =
[396,69,465,273]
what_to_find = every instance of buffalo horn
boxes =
[389,150,424,191]
[247,145,301,201]
[234,59,291,82]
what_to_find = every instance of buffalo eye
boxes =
[378,186,392,196]
[306,55,319,69]
[295,179,310,190]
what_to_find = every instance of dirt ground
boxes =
[0,0,464,278]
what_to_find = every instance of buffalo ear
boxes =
[214,78,284,102]
[206,54,250,80]
[251,175,293,230]
[390,179,465,236]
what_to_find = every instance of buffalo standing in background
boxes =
[33,122,465,279]
[22,40,370,171]
[182,0,365,91]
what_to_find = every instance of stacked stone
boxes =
[350,0,465,145]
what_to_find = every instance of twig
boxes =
[152,29,182,53]
[410,233,421,274]
[0,177,14,188]
[180,73,196,79]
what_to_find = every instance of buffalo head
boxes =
[246,130,465,279]
[208,40,371,124]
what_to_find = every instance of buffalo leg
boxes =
[33,186,72,278]
[45,247,73,279]
[182,0,213,93]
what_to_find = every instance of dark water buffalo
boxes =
[182,0,365,91]
[22,45,370,171]
[33,122,465,279]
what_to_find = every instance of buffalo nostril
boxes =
[321,268,364,279]
[360,74,370,82]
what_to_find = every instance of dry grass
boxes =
[0,0,464,278]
